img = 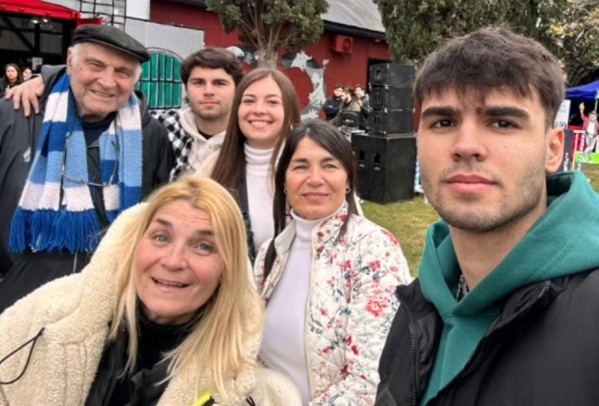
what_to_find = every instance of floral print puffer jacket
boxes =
[254,204,412,405]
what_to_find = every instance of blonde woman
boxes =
[0,177,301,405]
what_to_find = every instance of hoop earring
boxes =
[284,188,288,194]
[346,187,351,194]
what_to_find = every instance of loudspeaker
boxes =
[370,86,413,110]
[369,110,413,135]
[369,64,415,88]
[338,110,360,128]
[352,133,417,204]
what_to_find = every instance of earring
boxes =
[346,187,351,194]
[284,188,287,194]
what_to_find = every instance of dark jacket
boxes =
[375,172,599,406]
[375,271,599,406]
[0,66,173,311]
[358,95,372,130]
[322,95,342,121]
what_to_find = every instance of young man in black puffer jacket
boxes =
[376,26,599,406]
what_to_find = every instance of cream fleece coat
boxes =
[0,204,301,406]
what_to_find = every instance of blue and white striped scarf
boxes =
[9,73,143,254]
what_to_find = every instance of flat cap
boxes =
[72,24,150,63]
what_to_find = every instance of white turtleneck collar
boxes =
[244,143,274,168]
[290,210,322,248]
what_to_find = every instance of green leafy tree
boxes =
[205,0,329,68]
[549,0,599,86]
[374,0,498,65]
[375,0,570,66]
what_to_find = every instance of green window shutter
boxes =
[136,53,182,110]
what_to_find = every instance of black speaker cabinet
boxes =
[369,63,415,88]
[370,86,413,110]
[352,133,417,204]
[369,109,413,135]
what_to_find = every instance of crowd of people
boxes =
[0,63,37,96]
[0,22,599,406]
[323,84,371,130]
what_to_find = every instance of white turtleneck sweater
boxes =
[260,211,322,405]
[244,143,275,254]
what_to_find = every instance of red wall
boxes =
[150,0,391,112]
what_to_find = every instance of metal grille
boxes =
[79,0,126,28]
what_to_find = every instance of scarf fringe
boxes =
[10,209,101,254]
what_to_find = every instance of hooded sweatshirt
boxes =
[418,171,599,405]
[178,108,225,174]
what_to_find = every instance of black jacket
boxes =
[322,95,342,121]
[0,66,173,311]
[375,269,599,406]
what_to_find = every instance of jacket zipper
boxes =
[409,320,419,406]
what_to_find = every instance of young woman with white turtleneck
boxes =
[254,119,412,405]
[196,68,300,263]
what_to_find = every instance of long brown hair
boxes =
[210,68,301,196]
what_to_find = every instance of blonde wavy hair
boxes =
[108,176,263,398]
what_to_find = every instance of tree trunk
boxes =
[257,46,278,69]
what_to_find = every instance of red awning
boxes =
[0,0,80,20]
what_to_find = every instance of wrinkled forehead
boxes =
[75,42,140,68]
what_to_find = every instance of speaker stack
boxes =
[352,63,417,204]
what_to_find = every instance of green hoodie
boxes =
[419,171,599,405]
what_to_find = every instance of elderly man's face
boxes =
[67,43,139,122]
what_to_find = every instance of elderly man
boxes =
[0,25,173,312]
[376,27,599,406]
[14,48,244,181]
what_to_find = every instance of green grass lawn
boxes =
[363,164,599,277]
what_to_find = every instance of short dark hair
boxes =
[414,26,565,128]
[334,84,344,90]
[354,84,365,92]
[263,118,358,277]
[180,47,244,87]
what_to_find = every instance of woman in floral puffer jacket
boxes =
[254,119,412,405]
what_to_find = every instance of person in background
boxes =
[322,84,344,122]
[255,119,412,405]
[579,102,598,163]
[0,177,302,405]
[0,24,173,312]
[154,47,244,180]
[0,63,22,94]
[196,68,301,263]
[375,26,599,406]
[333,87,361,127]
[21,67,34,81]
[354,84,371,130]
